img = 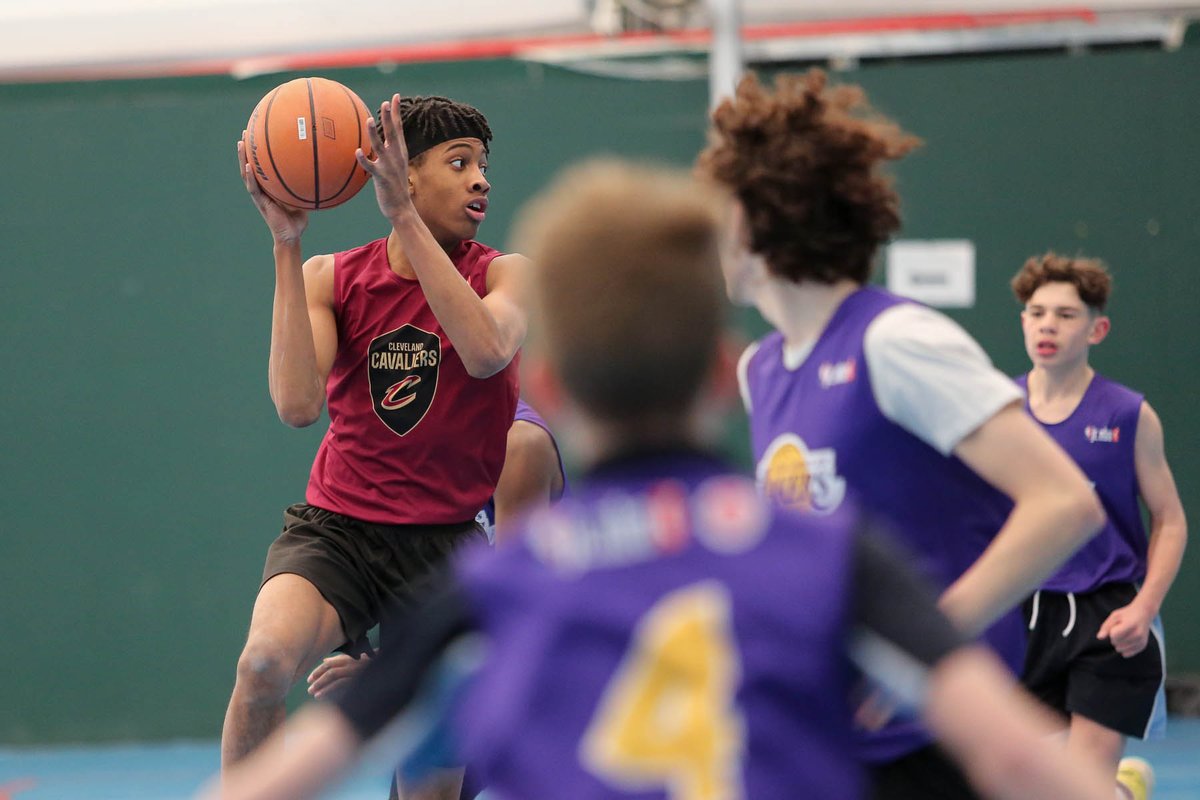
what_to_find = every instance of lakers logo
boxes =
[756,434,845,515]
[368,324,440,436]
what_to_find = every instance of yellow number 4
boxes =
[580,581,746,800]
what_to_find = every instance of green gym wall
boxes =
[1,39,1196,743]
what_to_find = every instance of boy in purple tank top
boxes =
[1012,253,1188,800]
[695,70,1105,798]
[204,161,1116,800]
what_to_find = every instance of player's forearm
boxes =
[391,213,519,377]
[927,648,1112,800]
[1135,519,1187,615]
[267,243,324,426]
[940,488,1103,636]
[203,705,360,800]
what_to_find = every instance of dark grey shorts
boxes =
[262,502,487,647]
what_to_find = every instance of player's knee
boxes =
[234,643,296,699]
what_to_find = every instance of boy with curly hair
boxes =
[697,69,1105,798]
[1013,252,1187,800]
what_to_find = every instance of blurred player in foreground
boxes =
[200,160,1114,800]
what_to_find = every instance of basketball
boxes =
[243,77,374,210]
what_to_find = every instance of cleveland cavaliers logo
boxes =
[756,433,845,515]
[368,324,440,436]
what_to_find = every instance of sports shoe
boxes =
[1116,756,1155,800]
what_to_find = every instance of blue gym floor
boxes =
[3,720,1200,799]
[0,740,391,800]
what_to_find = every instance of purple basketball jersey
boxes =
[453,452,865,799]
[1016,373,1146,592]
[744,286,1021,763]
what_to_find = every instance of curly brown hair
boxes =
[1011,252,1112,311]
[696,69,921,285]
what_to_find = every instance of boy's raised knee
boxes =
[234,643,298,701]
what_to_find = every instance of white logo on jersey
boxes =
[818,357,857,388]
[1084,425,1120,443]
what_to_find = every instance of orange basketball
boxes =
[243,77,375,210]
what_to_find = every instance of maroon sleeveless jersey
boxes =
[306,237,518,524]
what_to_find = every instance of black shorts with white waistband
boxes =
[262,502,487,648]
[1021,582,1165,739]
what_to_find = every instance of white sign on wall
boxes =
[886,239,976,308]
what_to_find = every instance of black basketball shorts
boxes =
[1021,582,1165,739]
[262,502,487,647]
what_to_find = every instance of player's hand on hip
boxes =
[359,94,416,222]
[307,651,373,699]
[1097,603,1152,658]
[236,136,308,244]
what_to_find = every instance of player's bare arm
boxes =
[203,704,358,800]
[237,135,337,427]
[267,253,337,428]
[357,95,526,378]
[925,646,1114,800]
[492,418,562,545]
[1098,401,1188,657]
[476,252,530,369]
[941,403,1105,636]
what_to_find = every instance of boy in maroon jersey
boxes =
[228,93,528,800]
